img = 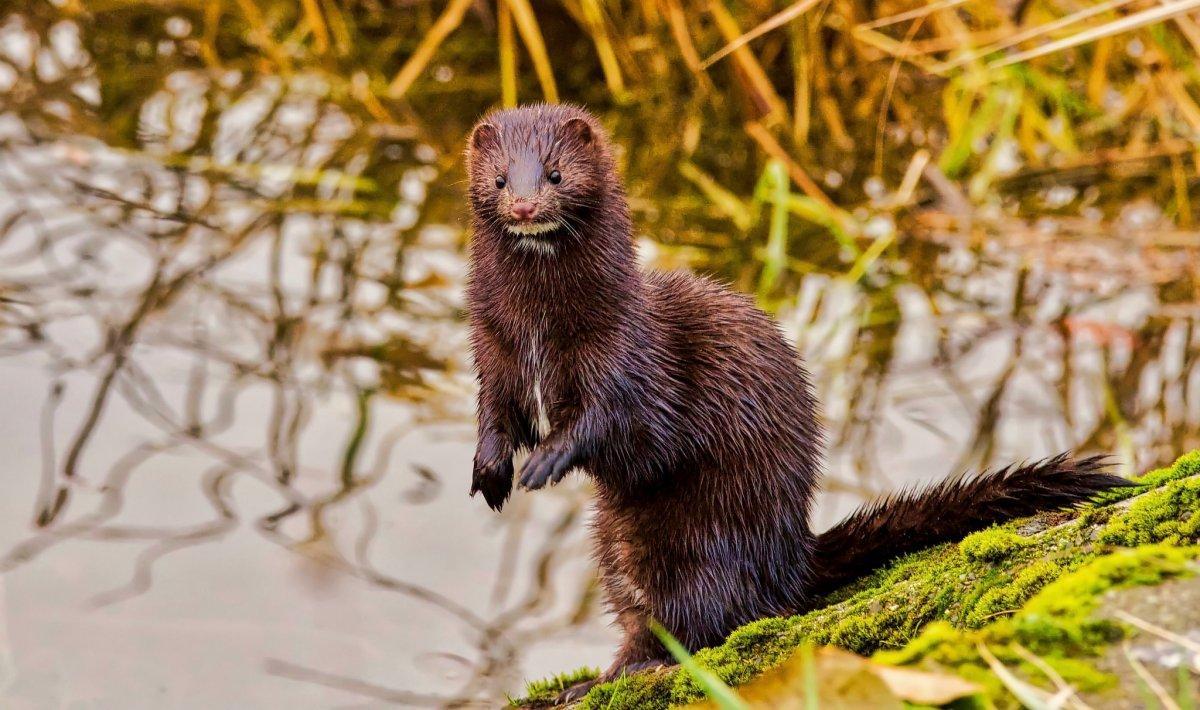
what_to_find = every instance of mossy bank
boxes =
[519,450,1200,708]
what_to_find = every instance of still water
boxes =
[1,5,1197,708]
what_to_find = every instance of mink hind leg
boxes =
[556,609,671,704]
[558,575,736,703]
[595,539,675,671]
[556,554,672,703]
[606,609,671,674]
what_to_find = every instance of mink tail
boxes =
[809,453,1131,598]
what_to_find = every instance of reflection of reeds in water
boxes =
[0,1,1197,705]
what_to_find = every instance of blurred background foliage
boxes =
[16,0,1200,270]
[5,0,1200,470]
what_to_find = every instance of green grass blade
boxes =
[650,620,748,710]
[756,159,790,297]
[679,162,755,231]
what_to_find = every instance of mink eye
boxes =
[548,170,562,185]
[495,175,506,189]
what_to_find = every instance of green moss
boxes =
[964,560,1058,627]
[1031,544,1193,608]
[1136,450,1200,487]
[518,666,599,706]
[878,544,1195,686]
[1093,449,1200,506]
[1099,477,1200,546]
[960,528,1032,562]
[877,544,1198,703]
[517,450,1200,709]
[577,670,672,710]
[665,617,796,702]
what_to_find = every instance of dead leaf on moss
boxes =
[870,659,984,705]
[684,646,979,709]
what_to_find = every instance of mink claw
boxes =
[548,461,573,486]
[476,475,510,511]
[471,452,513,511]
[518,451,553,490]
[516,462,546,491]
[520,447,574,491]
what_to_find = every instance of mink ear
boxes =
[560,117,593,147]
[470,123,499,151]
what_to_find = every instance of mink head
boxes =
[465,104,616,253]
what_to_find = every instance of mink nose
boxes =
[510,201,538,221]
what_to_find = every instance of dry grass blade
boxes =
[852,26,948,75]
[790,16,811,143]
[893,149,931,207]
[1012,644,1093,710]
[577,0,627,97]
[388,0,475,97]
[1170,153,1192,228]
[299,0,329,54]
[990,0,1200,69]
[857,0,967,32]
[233,0,291,71]
[320,0,352,56]
[709,0,788,121]
[678,162,754,231]
[504,0,560,103]
[197,0,223,68]
[663,0,714,93]
[873,12,927,177]
[1158,70,1200,132]
[744,121,835,210]
[945,0,1139,70]
[1114,610,1200,656]
[498,0,517,107]
[1122,642,1182,710]
[1172,11,1200,55]
[1086,36,1113,104]
[664,0,705,73]
[701,0,822,70]
[977,642,1071,710]
[351,72,396,124]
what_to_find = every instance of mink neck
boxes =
[472,186,643,340]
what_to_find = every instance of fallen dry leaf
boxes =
[870,657,983,705]
[684,646,979,709]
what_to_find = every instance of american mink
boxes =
[463,104,1128,701]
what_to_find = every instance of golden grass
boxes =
[388,0,475,98]
[499,0,518,107]
[72,0,1200,286]
[504,0,560,103]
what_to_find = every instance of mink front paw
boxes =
[470,436,514,512]
[518,440,576,491]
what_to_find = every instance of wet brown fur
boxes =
[463,104,1130,699]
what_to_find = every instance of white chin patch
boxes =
[505,221,560,236]
[515,237,557,256]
